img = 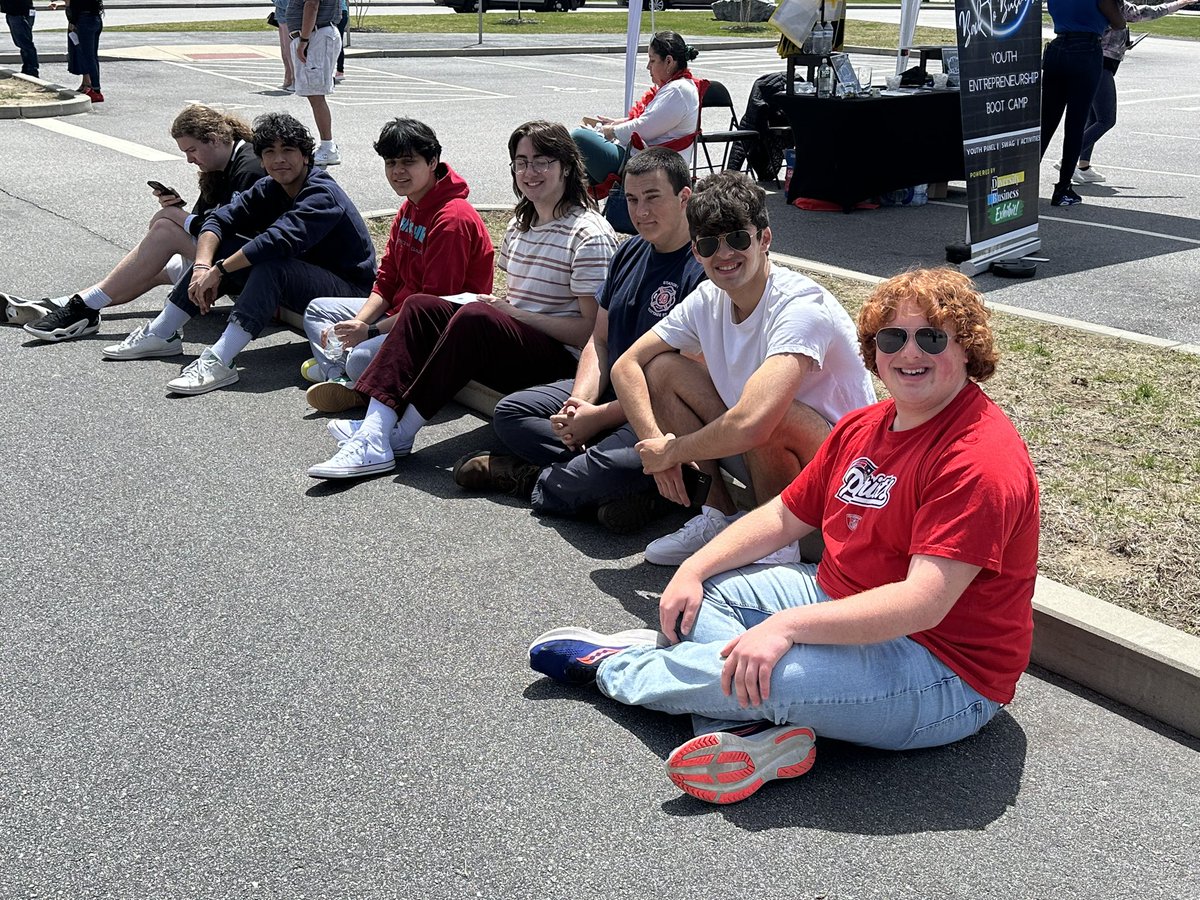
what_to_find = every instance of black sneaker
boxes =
[23,295,100,342]
[1050,186,1082,208]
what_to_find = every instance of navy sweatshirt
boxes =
[201,167,376,292]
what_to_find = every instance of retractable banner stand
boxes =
[953,0,1043,274]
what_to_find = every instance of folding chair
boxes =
[691,79,761,179]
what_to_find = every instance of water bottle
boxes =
[323,330,345,362]
[824,22,834,54]
[817,59,834,98]
[802,24,817,54]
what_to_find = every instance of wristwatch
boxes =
[214,258,230,277]
[366,324,380,340]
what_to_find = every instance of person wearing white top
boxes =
[611,172,876,566]
[572,31,702,183]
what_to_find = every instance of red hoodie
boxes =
[372,163,495,313]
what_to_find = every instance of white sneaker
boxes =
[300,357,324,384]
[166,348,238,395]
[645,506,742,566]
[102,322,183,360]
[1,293,55,326]
[1073,166,1106,184]
[314,143,342,167]
[307,434,395,479]
[326,418,414,455]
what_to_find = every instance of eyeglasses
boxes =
[874,326,952,355]
[694,229,757,259]
[510,157,557,174]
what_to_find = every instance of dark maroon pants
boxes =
[354,293,580,420]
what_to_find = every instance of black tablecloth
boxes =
[777,91,965,209]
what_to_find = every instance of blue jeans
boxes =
[6,13,38,77]
[69,13,103,89]
[596,563,1002,749]
[571,126,626,185]
[1080,67,1117,163]
[1040,33,1103,189]
[302,295,386,383]
[494,379,655,515]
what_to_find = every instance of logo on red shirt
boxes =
[834,456,897,509]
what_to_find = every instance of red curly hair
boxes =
[857,268,998,382]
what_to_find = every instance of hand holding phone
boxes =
[148,180,186,207]
[681,465,712,508]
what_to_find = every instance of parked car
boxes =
[438,0,585,11]
[618,0,717,8]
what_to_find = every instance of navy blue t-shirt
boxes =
[599,236,706,371]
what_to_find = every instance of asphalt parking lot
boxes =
[1,27,1199,900]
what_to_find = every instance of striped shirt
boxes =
[498,207,616,318]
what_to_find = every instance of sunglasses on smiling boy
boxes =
[693,229,758,258]
[874,326,952,355]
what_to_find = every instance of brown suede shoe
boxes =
[306,380,365,413]
[453,451,542,497]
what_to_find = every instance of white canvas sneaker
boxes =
[166,348,238,395]
[307,435,395,479]
[645,506,742,566]
[1073,166,1106,184]
[102,322,183,360]
[326,419,414,455]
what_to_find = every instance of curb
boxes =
[0,70,92,118]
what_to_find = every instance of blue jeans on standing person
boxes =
[6,13,38,77]
[1040,32,1103,189]
[71,13,103,89]
[1079,66,1117,163]
[493,379,656,515]
[595,562,1002,748]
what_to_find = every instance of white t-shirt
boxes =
[651,263,876,425]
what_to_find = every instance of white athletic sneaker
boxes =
[645,506,743,566]
[314,143,342,167]
[300,357,324,384]
[1073,166,1106,184]
[102,322,183,360]
[326,418,413,455]
[755,541,803,566]
[1,293,55,326]
[307,434,395,479]
[166,348,238,395]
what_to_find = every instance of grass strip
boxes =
[366,210,1200,637]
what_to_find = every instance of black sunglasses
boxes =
[694,229,756,258]
[874,326,951,355]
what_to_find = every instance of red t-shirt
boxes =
[781,382,1040,704]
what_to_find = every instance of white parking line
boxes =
[1131,132,1200,142]
[1120,93,1200,106]
[20,118,180,161]
[929,201,1200,245]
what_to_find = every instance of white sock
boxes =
[319,139,335,152]
[357,398,399,450]
[78,286,113,311]
[147,302,191,340]
[210,322,253,367]
[395,404,429,447]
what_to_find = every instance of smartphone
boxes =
[681,466,712,508]
[148,180,186,206]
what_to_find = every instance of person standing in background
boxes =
[1040,0,1126,206]
[2,0,39,79]
[1066,0,1192,184]
[286,0,342,166]
[272,0,295,92]
[53,0,104,102]
[334,0,348,83]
